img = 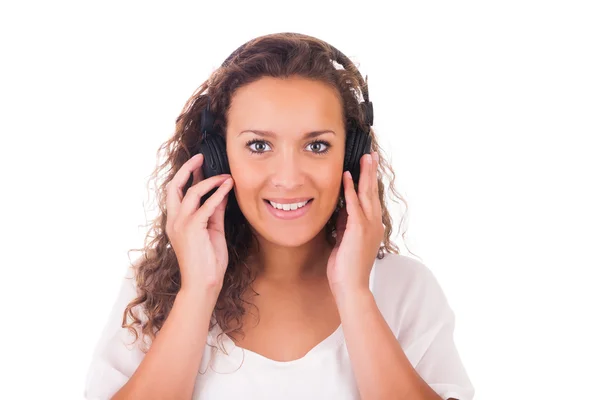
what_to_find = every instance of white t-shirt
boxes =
[84,253,475,400]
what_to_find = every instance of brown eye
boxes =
[246,140,271,154]
[305,140,330,154]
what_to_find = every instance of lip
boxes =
[264,197,313,203]
[264,199,313,220]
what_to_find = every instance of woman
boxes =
[85,32,474,400]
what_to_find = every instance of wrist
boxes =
[331,283,372,306]
[179,282,222,304]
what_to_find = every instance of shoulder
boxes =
[371,252,442,301]
[84,256,147,398]
[370,253,454,342]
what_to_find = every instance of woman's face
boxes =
[226,76,345,247]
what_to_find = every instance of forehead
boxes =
[226,76,344,134]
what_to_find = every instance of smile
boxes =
[263,198,314,220]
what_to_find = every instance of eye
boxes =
[305,140,331,155]
[246,139,272,154]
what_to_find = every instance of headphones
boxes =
[194,33,374,202]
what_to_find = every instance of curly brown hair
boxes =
[122,32,418,353]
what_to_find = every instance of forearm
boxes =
[112,285,220,400]
[334,288,442,400]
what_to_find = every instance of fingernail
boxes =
[366,154,372,164]
[373,152,379,163]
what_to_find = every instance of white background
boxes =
[1,1,598,399]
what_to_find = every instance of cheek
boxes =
[317,167,341,188]
[229,163,261,196]
[313,165,343,211]
[227,152,264,215]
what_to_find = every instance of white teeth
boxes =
[268,200,310,210]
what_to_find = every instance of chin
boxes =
[256,225,323,248]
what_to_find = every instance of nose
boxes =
[269,149,305,190]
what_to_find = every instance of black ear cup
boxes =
[343,125,372,184]
[196,132,230,206]
[345,99,374,183]
[343,128,357,174]
[351,130,373,184]
[199,133,229,179]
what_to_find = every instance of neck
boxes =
[249,228,334,283]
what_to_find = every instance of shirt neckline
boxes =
[210,322,345,367]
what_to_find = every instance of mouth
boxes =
[263,198,314,220]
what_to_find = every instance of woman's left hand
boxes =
[327,152,385,297]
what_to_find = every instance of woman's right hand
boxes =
[165,153,234,292]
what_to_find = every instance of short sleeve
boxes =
[84,265,146,399]
[400,266,475,400]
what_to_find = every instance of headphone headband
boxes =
[220,32,371,109]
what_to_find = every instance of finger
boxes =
[194,177,234,228]
[357,154,371,196]
[358,154,374,218]
[192,163,203,186]
[166,153,204,218]
[207,192,229,233]
[343,170,365,222]
[178,174,231,222]
[372,152,379,196]
[372,152,383,218]
[206,178,233,233]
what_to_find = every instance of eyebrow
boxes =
[237,129,336,139]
